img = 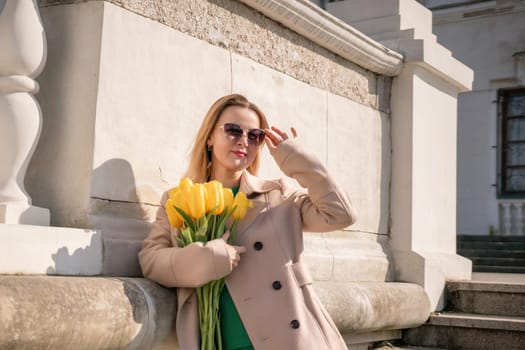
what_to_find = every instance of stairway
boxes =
[402,278,525,349]
[457,235,525,273]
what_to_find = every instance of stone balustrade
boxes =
[498,199,525,235]
[0,0,49,225]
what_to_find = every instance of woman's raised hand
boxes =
[222,232,246,269]
[264,126,298,154]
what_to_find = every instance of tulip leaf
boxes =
[180,227,194,245]
[175,206,196,232]
[175,237,185,248]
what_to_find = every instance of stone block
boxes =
[0,203,50,226]
[93,2,232,202]
[304,232,394,283]
[102,237,143,277]
[29,1,232,229]
[230,52,328,181]
[0,224,102,275]
[326,92,390,234]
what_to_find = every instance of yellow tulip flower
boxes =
[232,192,253,220]
[169,186,190,215]
[205,180,224,214]
[179,177,193,189]
[189,183,206,219]
[165,198,183,228]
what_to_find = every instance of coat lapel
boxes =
[234,171,280,238]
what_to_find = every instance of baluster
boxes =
[516,202,524,235]
[0,0,49,225]
[500,202,512,235]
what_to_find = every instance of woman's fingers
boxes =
[231,246,246,268]
[223,236,246,269]
[264,126,298,151]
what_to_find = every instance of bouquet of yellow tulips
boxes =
[166,177,252,350]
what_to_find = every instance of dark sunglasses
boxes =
[219,123,266,146]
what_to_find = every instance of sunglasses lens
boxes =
[222,123,265,145]
[224,123,244,138]
[248,130,265,145]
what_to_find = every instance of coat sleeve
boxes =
[138,191,232,288]
[272,138,357,232]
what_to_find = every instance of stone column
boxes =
[328,0,474,310]
[0,0,50,225]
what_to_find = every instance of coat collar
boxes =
[239,170,280,196]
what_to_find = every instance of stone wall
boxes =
[37,0,390,110]
[26,0,394,279]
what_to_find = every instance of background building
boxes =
[417,0,525,236]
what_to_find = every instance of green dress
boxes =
[219,186,254,350]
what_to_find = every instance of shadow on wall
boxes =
[46,159,157,277]
[90,158,153,277]
[46,230,103,275]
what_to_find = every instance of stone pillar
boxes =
[0,0,50,225]
[327,0,474,310]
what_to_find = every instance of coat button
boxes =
[272,281,282,290]
[290,319,300,329]
[253,241,263,250]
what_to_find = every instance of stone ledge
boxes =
[238,0,403,76]
[0,276,429,349]
[0,276,177,350]
[315,281,431,333]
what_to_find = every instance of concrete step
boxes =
[403,312,525,350]
[457,241,525,250]
[469,257,525,266]
[457,235,525,272]
[371,340,448,349]
[458,235,525,242]
[446,280,525,317]
[458,249,525,258]
[473,265,525,273]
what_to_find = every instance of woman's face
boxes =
[208,106,263,178]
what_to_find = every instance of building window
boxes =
[500,88,525,196]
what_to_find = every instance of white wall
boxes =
[431,5,525,235]
[456,90,499,235]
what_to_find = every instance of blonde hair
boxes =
[184,94,269,182]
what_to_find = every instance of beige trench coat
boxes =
[139,139,357,350]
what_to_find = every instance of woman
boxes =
[139,94,357,350]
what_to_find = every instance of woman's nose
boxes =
[236,133,249,146]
